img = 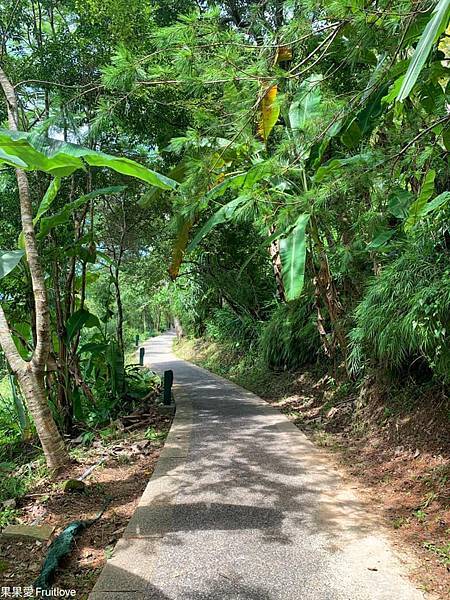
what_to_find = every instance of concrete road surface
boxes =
[90,332,425,600]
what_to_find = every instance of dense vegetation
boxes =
[0,0,448,496]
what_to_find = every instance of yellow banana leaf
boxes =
[275,46,292,64]
[257,85,280,143]
[168,218,193,280]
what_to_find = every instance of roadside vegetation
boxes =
[0,0,449,597]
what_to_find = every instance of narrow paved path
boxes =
[91,332,424,600]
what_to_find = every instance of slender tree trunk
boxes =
[111,265,124,356]
[52,256,72,433]
[16,369,67,470]
[0,64,68,469]
[268,225,285,302]
[174,316,184,338]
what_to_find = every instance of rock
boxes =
[62,479,86,493]
[2,499,16,509]
[1,524,55,541]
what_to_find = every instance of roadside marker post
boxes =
[163,370,174,405]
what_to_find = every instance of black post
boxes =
[163,370,173,405]
[139,347,145,366]
[135,334,139,347]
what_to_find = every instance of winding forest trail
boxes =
[90,332,425,600]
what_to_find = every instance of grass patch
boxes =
[423,541,450,567]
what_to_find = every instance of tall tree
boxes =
[0,65,69,469]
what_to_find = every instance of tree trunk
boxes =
[0,64,69,469]
[174,316,184,338]
[16,368,67,470]
[268,225,286,302]
[112,266,124,356]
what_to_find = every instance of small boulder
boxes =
[2,499,16,509]
[1,524,54,541]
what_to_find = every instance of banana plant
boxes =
[0,63,177,469]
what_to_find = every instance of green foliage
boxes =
[0,0,449,469]
[260,298,320,370]
[423,540,450,567]
[37,186,126,239]
[350,215,450,382]
[279,214,310,301]
[66,308,101,342]
[0,250,24,279]
[397,0,450,102]
[144,426,166,442]
[204,307,260,347]
[0,130,177,188]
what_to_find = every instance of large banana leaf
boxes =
[0,130,177,189]
[398,0,450,102]
[0,249,25,279]
[35,177,62,222]
[168,218,193,280]
[0,148,27,168]
[280,214,310,301]
[257,85,280,143]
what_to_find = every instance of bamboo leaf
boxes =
[398,0,450,102]
[280,214,310,301]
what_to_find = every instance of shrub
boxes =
[349,216,450,383]
[204,307,261,347]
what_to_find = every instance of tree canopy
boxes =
[0,0,448,472]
